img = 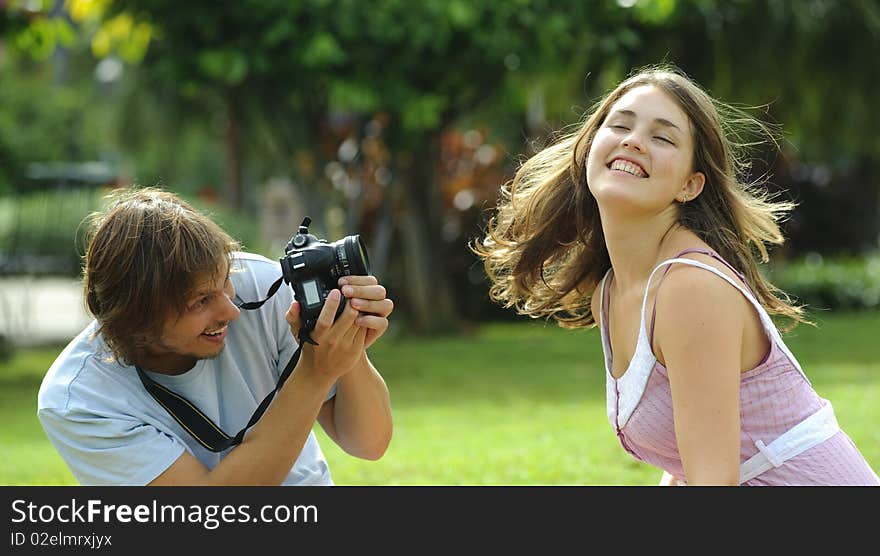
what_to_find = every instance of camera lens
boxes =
[344,235,370,276]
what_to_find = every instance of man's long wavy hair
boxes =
[474,65,806,330]
[82,187,240,364]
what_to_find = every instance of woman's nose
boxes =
[621,131,645,152]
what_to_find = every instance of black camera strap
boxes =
[236,276,285,310]
[134,275,300,453]
[136,346,301,453]
[239,275,319,345]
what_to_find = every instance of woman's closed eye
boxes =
[608,121,676,145]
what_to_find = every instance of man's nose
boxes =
[221,294,241,321]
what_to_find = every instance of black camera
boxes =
[280,217,371,344]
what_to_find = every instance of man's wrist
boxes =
[292,360,339,392]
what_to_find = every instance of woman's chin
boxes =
[593,188,647,212]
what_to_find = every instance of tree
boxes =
[68,0,617,333]
[9,0,877,328]
[599,0,880,255]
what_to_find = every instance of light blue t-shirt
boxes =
[37,252,336,486]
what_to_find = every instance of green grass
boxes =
[0,347,83,485]
[2,312,878,485]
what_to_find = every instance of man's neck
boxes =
[134,353,198,375]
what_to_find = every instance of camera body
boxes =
[279,217,370,344]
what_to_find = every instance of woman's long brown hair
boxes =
[473,65,806,330]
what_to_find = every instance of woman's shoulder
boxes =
[663,249,745,286]
[653,254,753,328]
[657,250,748,295]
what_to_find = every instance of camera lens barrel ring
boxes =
[335,243,350,274]
[345,235,369,276]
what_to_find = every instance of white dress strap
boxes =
[597,268,614,374]
[598,269,619,429]
[643,257,809,384]
[649,257,834,484]
[597,267,612,331]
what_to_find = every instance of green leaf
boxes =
[12,18,56,60]
[196,49,249,85]
[302,32,347,67]
[634,0,677,25]
[402,94,448,131]
[329,80,381,113]
[448,0,479,29]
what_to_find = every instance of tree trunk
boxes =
[224,88,243,210]
[396,132,459,334]
[368,195,394,280]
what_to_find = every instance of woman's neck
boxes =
[601,211,693,291]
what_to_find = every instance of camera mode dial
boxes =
[292,234,308,248]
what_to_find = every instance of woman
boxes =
[475,65,878,486]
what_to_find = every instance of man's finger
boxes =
[285,300,301,328]
[338,275,378,287]
[340,283,387,302]
[349,298,393,317]
[341,313,363,343]
[355,314,389,332]
[312,289,342,341]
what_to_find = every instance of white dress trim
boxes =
[601,256,838,483]
[739,403,839,484]
[602,257,810,430]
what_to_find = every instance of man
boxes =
[37,187,393,485]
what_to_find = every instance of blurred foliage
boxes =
[0,187,265,276]
[1,0,878,327]
[0,333,13,362]
[5,1,878,189]
[0,187,101,275]
[620,0,880,165]
[770,252,880,312]
[187,194,266,255]
[0,56,115,195]
[0,185,265,276]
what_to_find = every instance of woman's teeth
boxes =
[610,159,647,177]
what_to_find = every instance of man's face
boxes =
[138,271,241,374]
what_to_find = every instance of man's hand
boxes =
[286,289,366,382]
[338,275,393,349]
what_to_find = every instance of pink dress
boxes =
[598,249,879,485]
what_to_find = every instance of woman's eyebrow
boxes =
[611,109,683,133]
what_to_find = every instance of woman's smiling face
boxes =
[586,84,703,216]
